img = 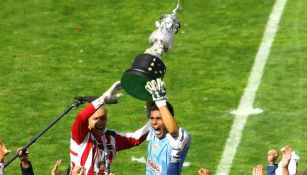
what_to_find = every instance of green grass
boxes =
[231,0,307,174]
[0,0,306,174]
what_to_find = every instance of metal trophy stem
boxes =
[121,2,181,101]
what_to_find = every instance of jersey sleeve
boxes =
[115,123,150,151]
[167,128,191,152]
[167,128,191,174]
[71,103,96,144]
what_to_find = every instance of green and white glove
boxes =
[145,78,167,108]
[93,81,122,109]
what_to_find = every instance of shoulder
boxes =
[179,128,191,143]
[166,128,191,150]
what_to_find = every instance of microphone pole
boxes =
[74,96,119,104]
[4,98,85,169]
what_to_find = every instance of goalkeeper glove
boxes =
[93,81,122,109]
[145,78,167,108]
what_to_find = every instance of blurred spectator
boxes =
[287,150,300,175]
[71,166,115,175]
[275,145,300,175]
[198,168,211,175]
[71,166,84,175]
[267,149,279,175]
[253,164,263,175]
[0,140,11,175]
[50,159,62,175]
[17,148,34,175]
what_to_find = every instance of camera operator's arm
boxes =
[17,148,34,175]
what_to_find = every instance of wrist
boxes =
[92,96,105,109]
[21,160,30,169]
[155,100,167,108]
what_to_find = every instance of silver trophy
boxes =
[145,3,181,57]
[121,2,181,101]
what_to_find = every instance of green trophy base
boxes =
[121,70,152,101]
[121,53,166,101]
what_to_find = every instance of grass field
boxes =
[0,0,306,174]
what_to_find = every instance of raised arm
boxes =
[145,78,179,137]
[71,103,97,144]
[71,81,122,144]
[281,146,292,175]
[115,122,150,151]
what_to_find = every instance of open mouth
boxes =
[153,127,162,136]
[96,126,104,132]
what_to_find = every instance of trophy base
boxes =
[121,70,153,101]
[121,53,166,101]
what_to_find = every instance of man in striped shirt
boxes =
[70,81,150,175]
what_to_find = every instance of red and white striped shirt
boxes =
[70,103,150,175]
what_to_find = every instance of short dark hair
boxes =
[149,101,174,116]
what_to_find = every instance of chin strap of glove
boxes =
[145,78,167,108]
[92,81,122,109]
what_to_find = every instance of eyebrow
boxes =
[150,116,161,119]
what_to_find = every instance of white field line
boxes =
[215,0,288,174]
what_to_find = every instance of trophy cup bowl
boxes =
[121,54,166,101]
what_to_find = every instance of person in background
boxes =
[267,149,279,175]
[71,166,84,175]
[253,164,263,175]
[198,168,211,175]
[0,140,11,175]
[50,159,62,175]
[17,148,35,175]
[275,145,300,175]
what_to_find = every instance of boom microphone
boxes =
[74,96,118,104]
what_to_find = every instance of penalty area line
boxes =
[215,0,288,174]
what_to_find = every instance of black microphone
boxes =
[74,96,118,104]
